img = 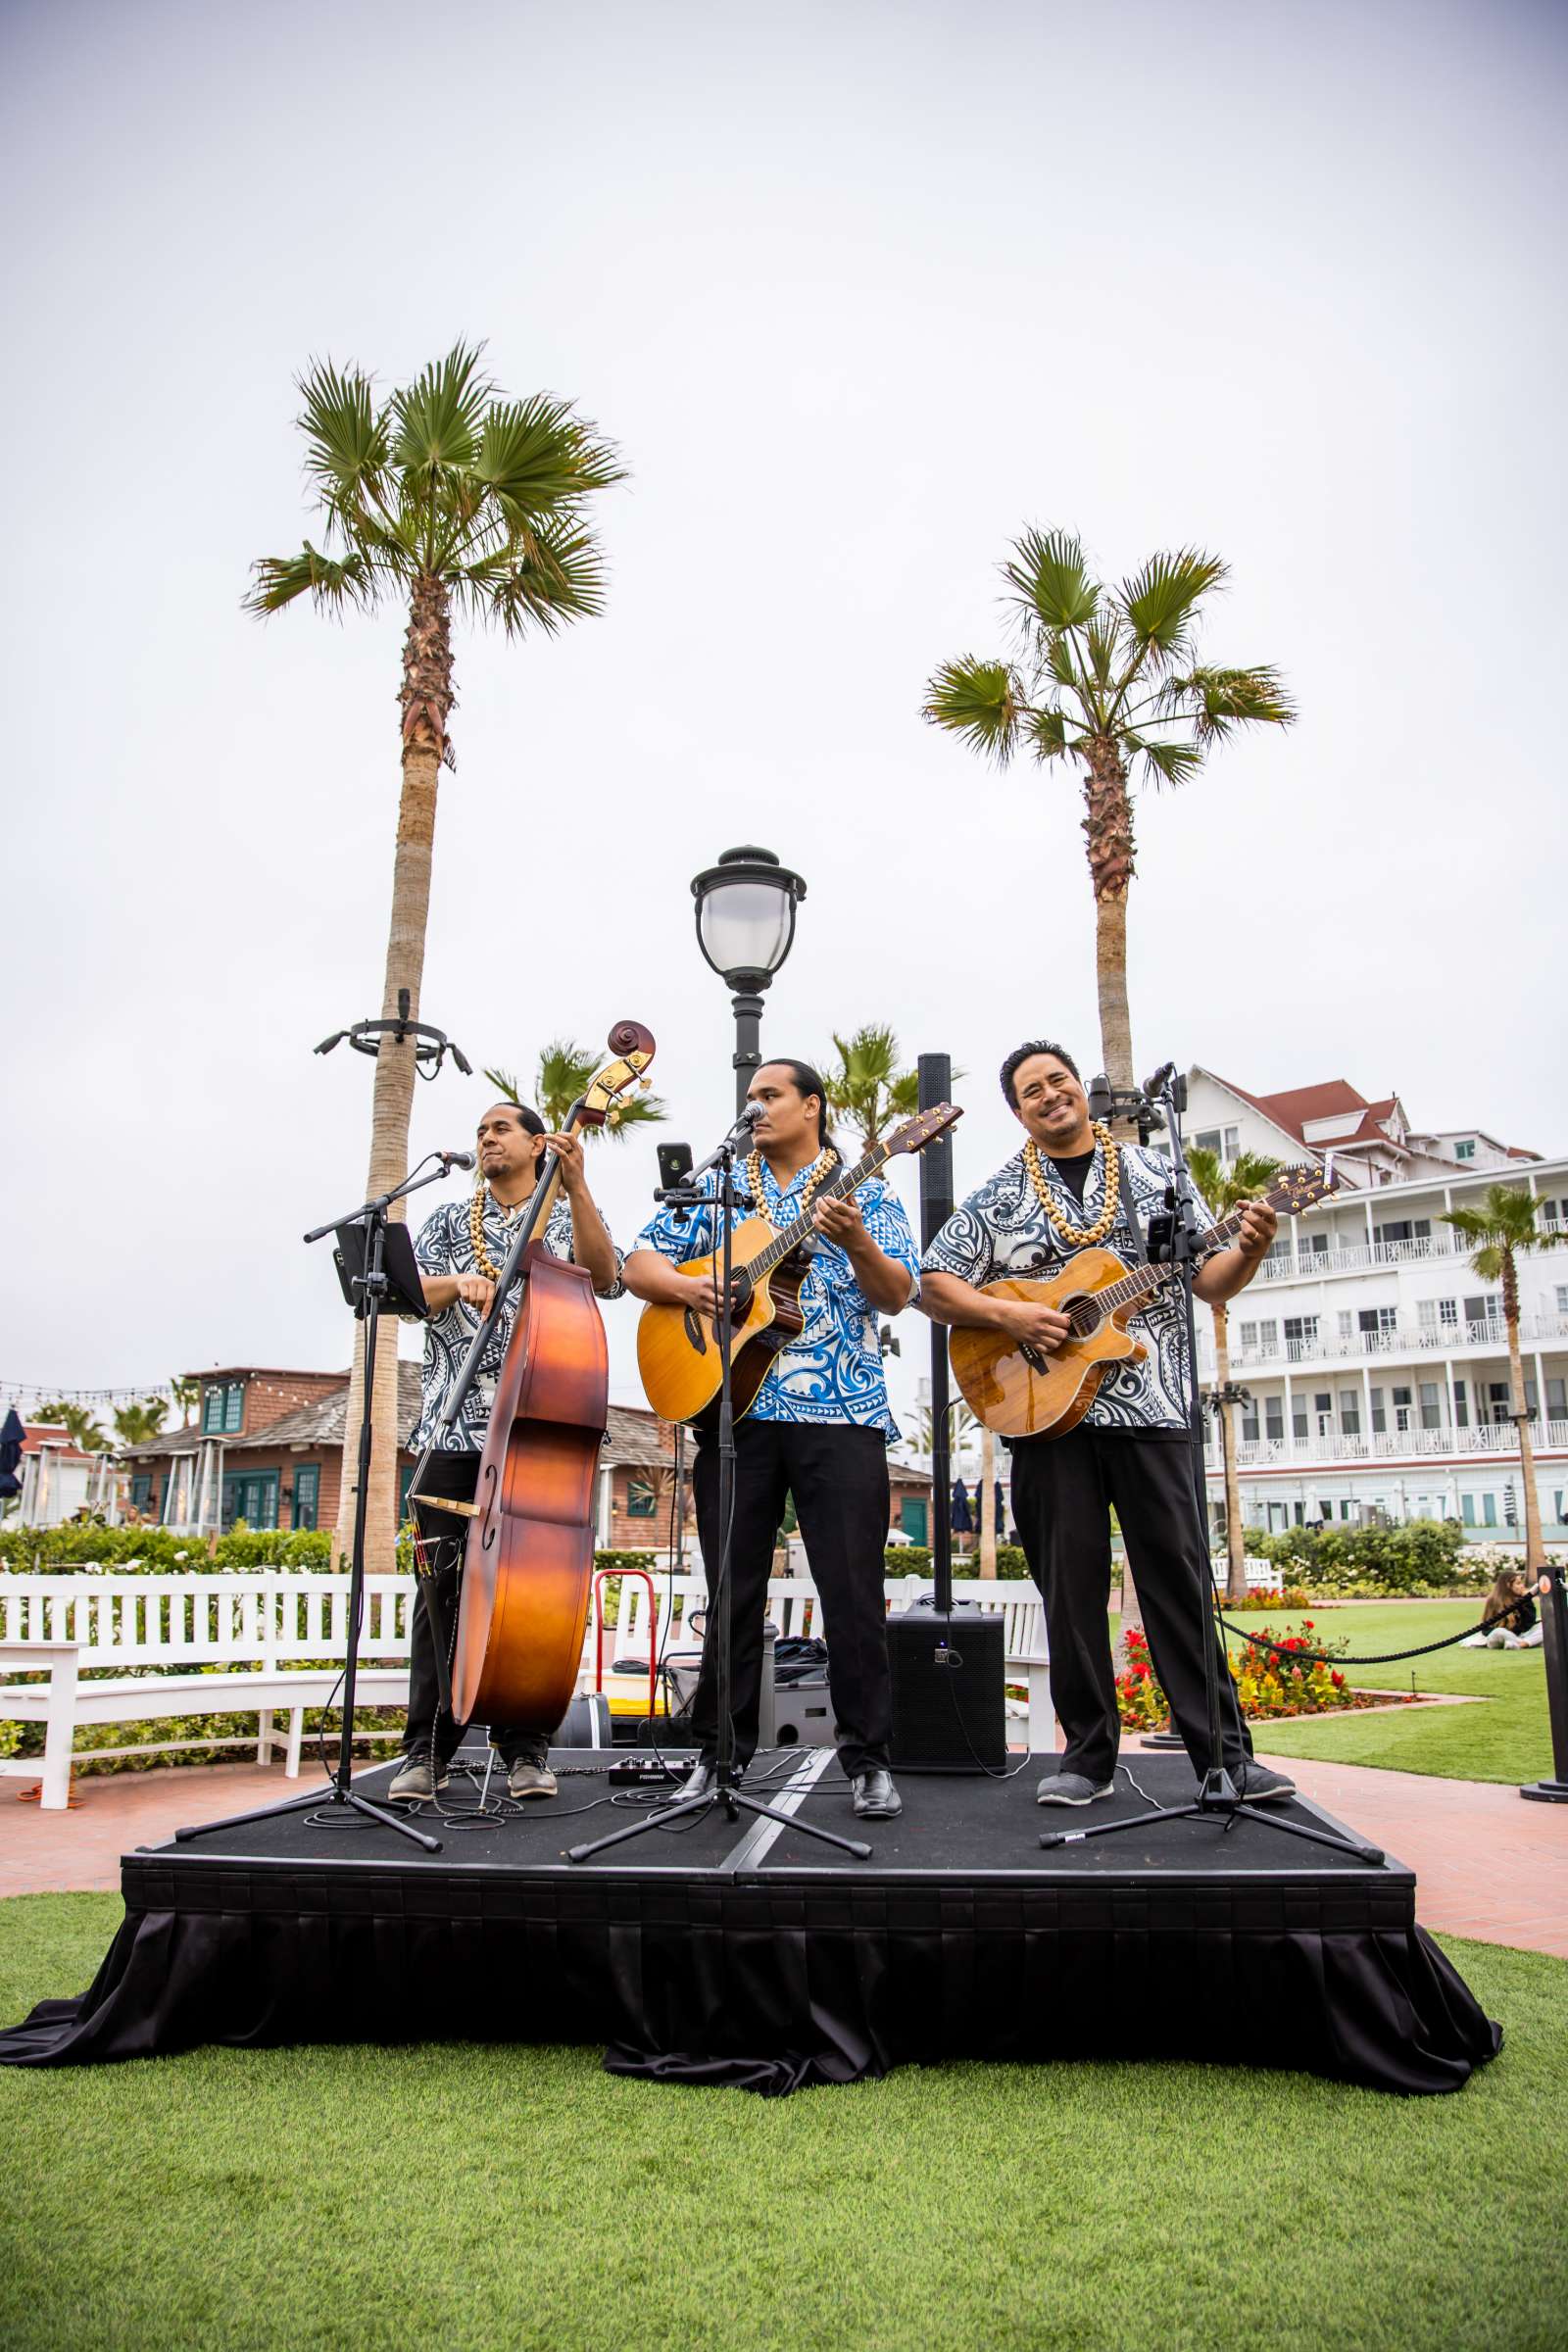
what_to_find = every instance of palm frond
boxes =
[1443,1185,1559,1255]
[1136,736,1202,789]
[1113,549,1228,666]
[482,1064,522,1104]
[1003,528,1099,633]
[296,359,390,516]
[476,395,624,514]
[243,541,377,616]
[1025,706,1073,759]
[1165,664,1296,745]
[390,340,494,485]
[1190,1145,1282,1217]
[922,658,1024,762]
[465,516,611,636]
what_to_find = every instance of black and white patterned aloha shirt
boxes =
[410,1192,625,1453]
[921,1141,1215,1433]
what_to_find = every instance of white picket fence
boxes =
[0,1567,1054,1811]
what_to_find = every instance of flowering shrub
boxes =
[1221,1583,1312,1612]
[1115,1619,1371,1730]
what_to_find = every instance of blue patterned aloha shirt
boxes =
[411,1192,624,1453]
[922,1141,1215,1433]
[634,1157,921,1440]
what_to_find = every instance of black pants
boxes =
[403,1451,549,1767]
[1010,1426,1253,1785]
[691,1419,892,1778]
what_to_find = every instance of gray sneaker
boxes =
[507,1745,559,1800]
[1037,1771,1116,1807]
[1239,1762,1297,1805]
[388,1752,450,1802]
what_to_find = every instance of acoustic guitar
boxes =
[949,1163,1339,1441]
[637,1102,962,1430]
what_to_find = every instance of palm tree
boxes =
[1442,1186,1566,1577]
[247,343,623,1567]
[33,1401,112,1455]
[924,532,1294,1109]
[113,1397,170,1447]
[169,1375,201,1430]
[484,1042,667,1139]
[1189,1145,1281,1600]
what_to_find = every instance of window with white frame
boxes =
[1418,1298,1458,1330]
[1419,1381,1443,1431]
[1340,1389,1361,1435]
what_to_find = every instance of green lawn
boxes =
[2,1893,1565,2352]
[1214,1601,1555,1785]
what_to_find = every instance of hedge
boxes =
[885,1544,1032,1581]
[1249,1519,1492,1595]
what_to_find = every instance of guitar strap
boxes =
[1115,1148,1148,1266]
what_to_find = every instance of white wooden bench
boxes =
[605,1568,1054,1749]
[0,1574,415,1805]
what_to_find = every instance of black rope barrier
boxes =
[1211,1603,1537,1670]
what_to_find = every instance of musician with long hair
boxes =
[623,1059,921,1819]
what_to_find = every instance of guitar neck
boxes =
[1095,1200,1266,1314]
[749,1142,889,1275]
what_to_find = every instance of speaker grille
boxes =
[888,1609,1006,1770]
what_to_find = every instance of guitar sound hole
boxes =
[1060,1291,1103,1340]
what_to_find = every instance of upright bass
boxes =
[410,1022,655,1736]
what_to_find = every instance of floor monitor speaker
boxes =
[889,1601,1006,1771]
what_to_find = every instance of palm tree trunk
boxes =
[1213,1300,1248,1602]
[979,1424,997,1578]
[1083,741,1138,1102]
[1502,1250,1544,1569]
[333,577,455,1573]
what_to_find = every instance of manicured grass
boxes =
[1215,1602,1555,1785]
[2,1893,1565,2351]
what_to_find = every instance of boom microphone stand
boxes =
[1041,1067,1381,1863]
[177,1158,451,1853]
[569,1112,870,1864]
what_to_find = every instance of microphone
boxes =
[728,1102,764,1136]
[1141,1060,1178,1101]
[1087,1074,1115,1124]
[438,1149,477,1171]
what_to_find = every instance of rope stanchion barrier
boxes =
[1211,1581,1554,1670]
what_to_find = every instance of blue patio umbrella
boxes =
[950,1477,973,1534]
[0,1406,25,1500]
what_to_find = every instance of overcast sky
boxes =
[3,0,1563,1427]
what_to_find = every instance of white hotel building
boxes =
[1182,1072,1568,1544]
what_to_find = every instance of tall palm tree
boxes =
[1189,1145,1281,1600]
[247,343,623,1566]
[484,1042,667,1138]
[924,532,1294,1108]
[1442,1186,1565,1576]
[169,1375,201,1430]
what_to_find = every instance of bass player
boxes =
[388,1099,624,1806]
[622,1059,922,1820]
[919,1040,1296,1809]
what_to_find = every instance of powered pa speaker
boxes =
[889,1600,1006,1771]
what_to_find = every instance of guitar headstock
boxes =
[1264,1162,1341,1218]
[574,1020,657,1130]
[886,1102,962,1157]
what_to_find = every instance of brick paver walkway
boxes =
[2,1752,1564,1956]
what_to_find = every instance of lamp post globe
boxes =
[691,846,807,1113]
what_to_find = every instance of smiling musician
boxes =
[388,1100,623,1806]
[623,1059,922,1820]
[919,1039,1296,1809]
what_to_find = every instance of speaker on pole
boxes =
[889,1053,1005,1771]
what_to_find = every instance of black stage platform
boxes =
[0,1748,1499,2094]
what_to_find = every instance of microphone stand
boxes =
[569,1113,871,1865]
[1041,1071,1381,1864]
[176,1157,453,1852]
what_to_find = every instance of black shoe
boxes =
[1238,1762,1297,1805]
[852,1767,903,1819]
[1036,1771,1115,1807]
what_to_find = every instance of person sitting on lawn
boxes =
[1460,1566,1544,1649]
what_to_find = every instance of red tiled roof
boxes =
[1208,1074,1406,1153]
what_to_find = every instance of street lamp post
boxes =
[691,846,808,1114]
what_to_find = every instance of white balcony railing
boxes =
[1205,1417,1568,1471]
[1229,1313,1568,1371]
[1254,1220,1566,1285]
